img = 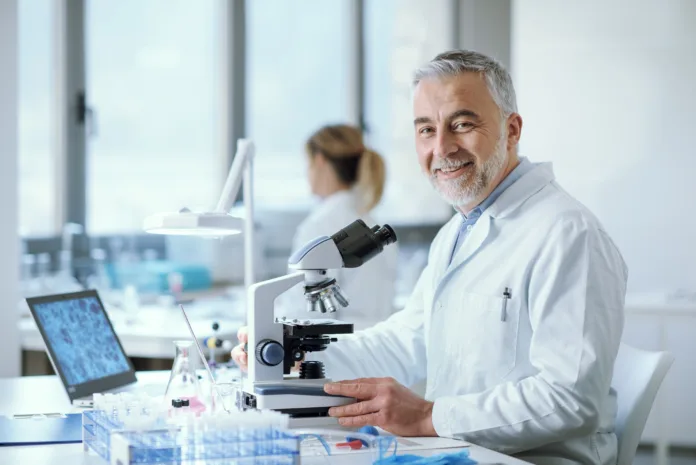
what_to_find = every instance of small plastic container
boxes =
[295,428,398,464]
[212,381,242,413]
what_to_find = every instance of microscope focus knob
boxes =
[255,339,284,366]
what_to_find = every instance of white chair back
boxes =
[612,343,674,465]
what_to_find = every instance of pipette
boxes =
[179,304,217,386]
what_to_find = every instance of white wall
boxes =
[512,0,696,294]
[0,0,20,377]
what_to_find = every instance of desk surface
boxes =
[0,374,530,465]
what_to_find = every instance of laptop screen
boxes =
[27,290,137,400]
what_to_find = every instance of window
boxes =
[18,0,57,236]
[363,0,395,158]
[246,0,356,209]
[363,0,454,225]
[86,0,221,233]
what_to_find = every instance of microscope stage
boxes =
[280,319,354,335]
[241,382,355,418]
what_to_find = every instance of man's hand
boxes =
[230,327,249,371]
[324,377,437,437]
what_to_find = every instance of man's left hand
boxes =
[324,377,437,437]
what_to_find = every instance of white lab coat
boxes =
[313,163,628,465]
[276,190,399,330]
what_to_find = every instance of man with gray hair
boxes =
[232,49,627,465]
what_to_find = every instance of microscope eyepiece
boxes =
[330,220,398,268]
[374,224,397,247]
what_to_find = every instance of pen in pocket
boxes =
[501,287,511,322]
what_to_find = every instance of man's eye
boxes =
[454,122,474,130]
[419,127,434,135]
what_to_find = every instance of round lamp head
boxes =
[143,209,243,237]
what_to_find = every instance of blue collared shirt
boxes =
[449,157,534,264]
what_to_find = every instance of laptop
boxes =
[26,289,162,406]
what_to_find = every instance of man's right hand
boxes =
[231,326,249,372]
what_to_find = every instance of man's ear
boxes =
[506,113,523,151]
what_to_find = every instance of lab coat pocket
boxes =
[456,291,519,384]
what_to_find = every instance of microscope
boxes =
[240,219,397,425]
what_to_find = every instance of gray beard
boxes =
[430,136,508,207]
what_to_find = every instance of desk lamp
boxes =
[143,139,256,288]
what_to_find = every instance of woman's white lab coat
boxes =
[277,190,399,330]
[314,163,628,465]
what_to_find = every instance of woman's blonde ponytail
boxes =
[305,124,387,214]
[356,148,385,213]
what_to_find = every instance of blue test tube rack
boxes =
[82,409,300,464]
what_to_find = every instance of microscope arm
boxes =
[288,237,343,271]
[247,271,305,383]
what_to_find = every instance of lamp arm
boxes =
[215,139,255,213]
[243,152,255,288]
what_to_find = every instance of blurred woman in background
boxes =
[279,124,399,329]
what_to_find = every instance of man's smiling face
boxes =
[413,72,511,209]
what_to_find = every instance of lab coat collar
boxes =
[322,189,356,206]
[485,162,555,219]
[315,189,358,214]
[303,189,359,230]
[436,162,556,287]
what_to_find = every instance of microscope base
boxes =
[241,382,354,420]
[288,416,341,428]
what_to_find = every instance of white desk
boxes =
[0,374,530,465]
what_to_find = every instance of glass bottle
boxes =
[37,252,52,293]
[164,340,202,405]
[20,254,38,297]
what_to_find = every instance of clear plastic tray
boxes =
[83,409,398,465]
[295,428,398,464]
[82,410,300,464]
